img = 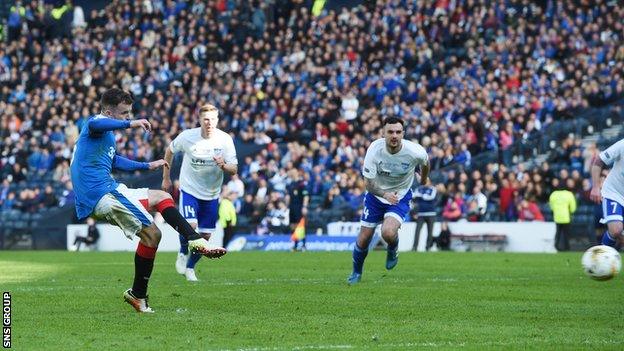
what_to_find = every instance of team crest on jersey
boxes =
[401,162,410,170]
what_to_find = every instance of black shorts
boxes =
[290,206,303,224]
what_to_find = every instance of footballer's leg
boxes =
[348,226,376,285]
[349,193,384,285]
[124,224,161,313]
[147,189,226,258]
[602,221,623,248]
[176,190,199,275]
[381,216,401,270]
[382,192,411,270]
[381,191,412,270]
[182,221,201,281]
[601,198,623,248]
[93,185,159,313]
[185,198,220,281]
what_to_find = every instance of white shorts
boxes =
[93,184,153,239]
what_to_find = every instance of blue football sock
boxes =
[352,243,369,275]
[387,241,398,252]
[186,252,201,269]
[602,231,617,248]
[179,234,189,255]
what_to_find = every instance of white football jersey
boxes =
[170,128,237,200]
[600,139,624,205]
[362,138,429,204]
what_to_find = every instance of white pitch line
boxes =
[218,345,354,351]
[216,339,624,351]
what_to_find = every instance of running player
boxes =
[348,117,430,284]
[162,104,238,281]
[70,88,226,313]
[590,139,624,248]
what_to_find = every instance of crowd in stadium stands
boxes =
[0,0,623,233]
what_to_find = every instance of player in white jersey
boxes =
[162,104,238,281]
[348,117,430,284]
[590,139,624,248]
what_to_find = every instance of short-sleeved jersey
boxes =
[170,128,238,200]
[599,139,624,206]
[362,138,429,204]
[70,115,121,220]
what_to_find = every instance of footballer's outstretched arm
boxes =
[590,156,605,203]
[88,117,130,133]
[113,154,169,172]
[162,147,174,190]
[88,118,151,134]
[113,154,149,171]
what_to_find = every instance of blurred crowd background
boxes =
[0,0,623,237]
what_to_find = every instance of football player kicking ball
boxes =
[70,88,226,313]
[590,138,624,249]
[348,117,430,284]
[162,104,238,281]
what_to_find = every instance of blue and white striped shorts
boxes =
[93,184,154,239]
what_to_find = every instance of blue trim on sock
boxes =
[602,231,617,248]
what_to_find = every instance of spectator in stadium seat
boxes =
[442,193,463,222]
[499,178,517,221]
[466,185,487,222]
[41,185,58,208]
[240,194,255,219]
[267,200,290,234]
[27,146,42,171]
[518,196,545,222]
[15,188,36,213]
[0,179,9,204]
[7,1,25,41]
[226,174,245,198]
[37,148,55,174]
[324,185,348,212]
[58,181,75,207]
[549,184,577,252]
[52,160,71,183]
[1,192,16,211]
[569,148,584,174]
[499,122,514,167]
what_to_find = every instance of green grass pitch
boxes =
[1,251,623,350]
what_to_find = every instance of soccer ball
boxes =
[581,245,621,281]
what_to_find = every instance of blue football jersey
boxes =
[70,115,129,219]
